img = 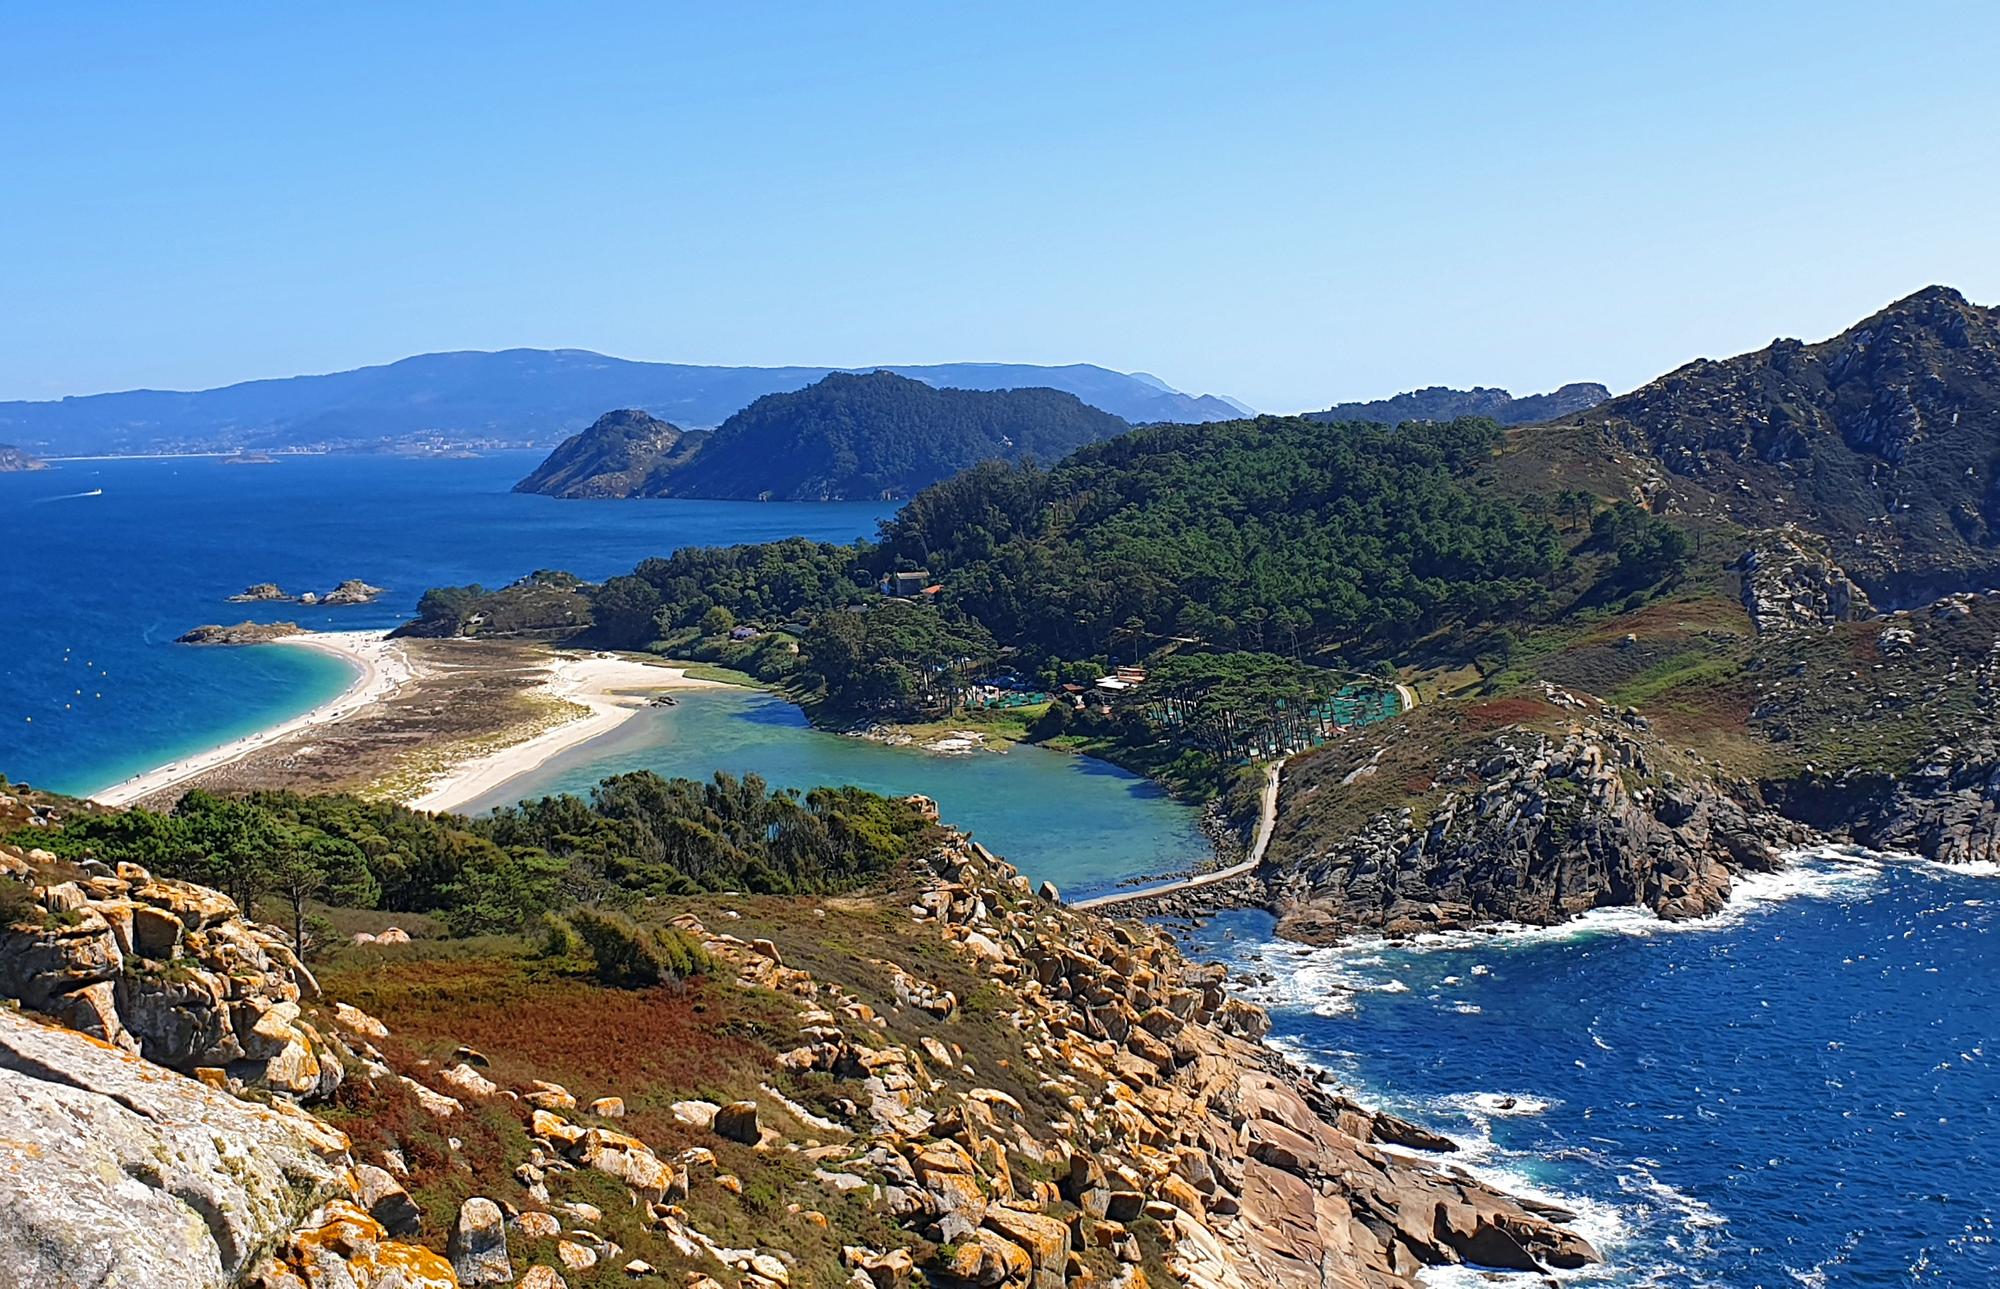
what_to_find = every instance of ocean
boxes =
[1183,848,2000,1285]
[0,451,892,794]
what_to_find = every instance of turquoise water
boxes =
[0,452,892,794]
[454,686,1209,901]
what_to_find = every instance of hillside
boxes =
[0,350,1246,456]
[0,442,43,471]
[514,409,710,498]
[1551,285,2000,606]
[518,372,1136,502]
[1308,382,1609,426]
[0,786,1593,1287]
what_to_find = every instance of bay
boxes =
[0,451,892,794]
[1182,849,2000,1285]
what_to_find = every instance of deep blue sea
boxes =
[1184,849,2000,1286]
[0,452,892,793]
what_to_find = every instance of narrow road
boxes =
[1072,757,1285,910]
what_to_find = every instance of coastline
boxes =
[89,630,409,807]
[403,652,722,814]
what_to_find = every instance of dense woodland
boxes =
[409,412,1694,771]
[516,370,1135,502]
[17,773,936,943]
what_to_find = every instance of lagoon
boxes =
[453,685,1211,902]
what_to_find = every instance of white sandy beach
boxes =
[89,633,719,813]
[404,652,720,814]
[90,630,411,807]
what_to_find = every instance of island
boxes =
[226,578,386,605]
[515,370,1133,501]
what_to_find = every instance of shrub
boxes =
[0,877,37,928]
[569,908,712,988]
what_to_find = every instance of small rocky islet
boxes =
[230,578,387,606]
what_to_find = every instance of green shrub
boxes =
[569,908,712,988]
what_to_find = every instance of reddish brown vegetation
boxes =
[1463,696,1556,729]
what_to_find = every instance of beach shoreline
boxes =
[88,633,725,813]
[403,652,722,813]
[89,630,409,807]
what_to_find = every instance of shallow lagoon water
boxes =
[455,686,1211,901]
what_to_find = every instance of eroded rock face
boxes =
[0,851,348,1100]
[0,1008,349,1288]
[1740,528,1873,634]
[1266,715,1801,940]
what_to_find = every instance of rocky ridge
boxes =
[1258,696,1805,942]
[178,621,311,645]
[0,821,1597,1288]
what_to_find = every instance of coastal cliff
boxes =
[0,817,1596,1287]
[0,442,44,471]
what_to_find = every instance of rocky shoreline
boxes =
[0,812,1599,1287]
[177,620,311,644]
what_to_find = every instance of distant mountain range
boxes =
[0,350,1250,457]
[1308,382,1610,426]
[517,371,1133,501]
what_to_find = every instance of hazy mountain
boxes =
[1309,382,1609,426]
[517,371,1132,501]
[0,350,1248,457]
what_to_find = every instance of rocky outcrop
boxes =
[177,621,308,645]
[1264,708,1803,940]
[0,845,348,1098]
[0,818,1596,1287]
[1739,527,1872,634]
[230,583,292,602]
[514,408,708,499]
[0,442,44,471]
[0,1007,351,1288]
[317,579,388,606]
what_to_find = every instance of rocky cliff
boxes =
[0,442,44,471]
[1249,694,1805,942]
[513,409,709,499]
[0,821,1595,1288]
[1553,286,2000,604]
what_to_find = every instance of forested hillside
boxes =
[516,371,1133,501]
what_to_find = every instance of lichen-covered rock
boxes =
[0,856,347,1099]
[0,1007,348,1288]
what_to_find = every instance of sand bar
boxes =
[90,630,410,807]
[404,652,720,813]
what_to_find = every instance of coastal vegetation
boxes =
[17,771,939,941]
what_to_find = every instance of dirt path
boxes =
[1072,756,1284,910]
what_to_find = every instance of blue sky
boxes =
[3,2,1996,411]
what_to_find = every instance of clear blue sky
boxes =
[4,2,1997,412]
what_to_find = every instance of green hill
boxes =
[514,371,1134,501]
